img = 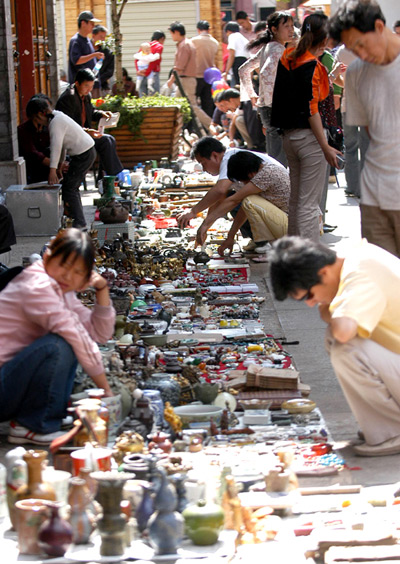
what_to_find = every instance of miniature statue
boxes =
[221,475,243,534]
[220,408,230,431]
[163,402,183,433]
[209,417,218,436]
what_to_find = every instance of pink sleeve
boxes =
[24,285,114,377]
[66,294,116,344]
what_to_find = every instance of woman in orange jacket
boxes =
[271,12,342,241]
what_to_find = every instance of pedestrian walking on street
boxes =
[329,0,400,257]
[271,12,342,242]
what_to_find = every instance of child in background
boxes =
[134,42,160,97]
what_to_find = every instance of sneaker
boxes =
[61,415,74,429]
[8,421,64,446]
[323,224,337,233]
[242,240,257,252]
[353,434,400,457]
[254,242,271,254]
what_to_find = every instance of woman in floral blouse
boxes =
[239,11,295,166]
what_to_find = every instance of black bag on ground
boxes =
[0,265,23,292]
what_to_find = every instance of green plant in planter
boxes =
[93,95,191,140]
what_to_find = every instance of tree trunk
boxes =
[110,0,128,96]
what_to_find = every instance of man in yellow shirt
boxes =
[269,236,400,457]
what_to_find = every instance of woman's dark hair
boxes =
[394,20,400,29]
[26,96,50,118]
[248,11,293,50]
[289,12,328,62]
[269,236,336,301]
[92,25,107,35]
[236,11,248,20]
[169,21,185,35]
[329,0,385,43]
[151,30,166,41]
[225,21,240,34]
[122,67,132,81]
[254,21,267,34]
[191,137,225,160]
[227,151,264,182]
[75,68,96,84]
[47,228,95,281]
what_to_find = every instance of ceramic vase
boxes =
[91,471,131,556]
[5,446,27,530]
[135,484,154,533]
[171,473,188,513]
[15,450,56,506]
[14,499,48,555]
[73,399,108,447]
[38,501,73,557]
[148,469,184,555]
[68,477,94,544]
[123,453,150,481]
[145,373,181,407]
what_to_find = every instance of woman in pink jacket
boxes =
[0,228,115,446]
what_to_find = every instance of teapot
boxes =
[99,198,130,224]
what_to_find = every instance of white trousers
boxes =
[325,327,400,445]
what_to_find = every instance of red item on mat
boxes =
[147,215,178,229]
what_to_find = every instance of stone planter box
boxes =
[112,107,183,168]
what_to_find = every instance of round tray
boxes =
[280,399,316,414]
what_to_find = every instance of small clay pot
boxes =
[148,432,172,454]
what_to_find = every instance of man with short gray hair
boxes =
[329,0,400,257]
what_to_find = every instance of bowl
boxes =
[173,404,223,427]
[141,334,168,347]
[281,399,316,414]
[239,399,272,411]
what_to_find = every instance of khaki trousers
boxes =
[242,195,288,242]
[325,327,400,445]
[178,77,211,130]
[361,204,400,258]
[283,129,328,242]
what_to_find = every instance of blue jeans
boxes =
[152,72,160,93]
[0,334,77,434]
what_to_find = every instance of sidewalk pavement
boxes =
[2,174,400,487]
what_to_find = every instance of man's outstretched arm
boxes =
[177,179,232,227]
